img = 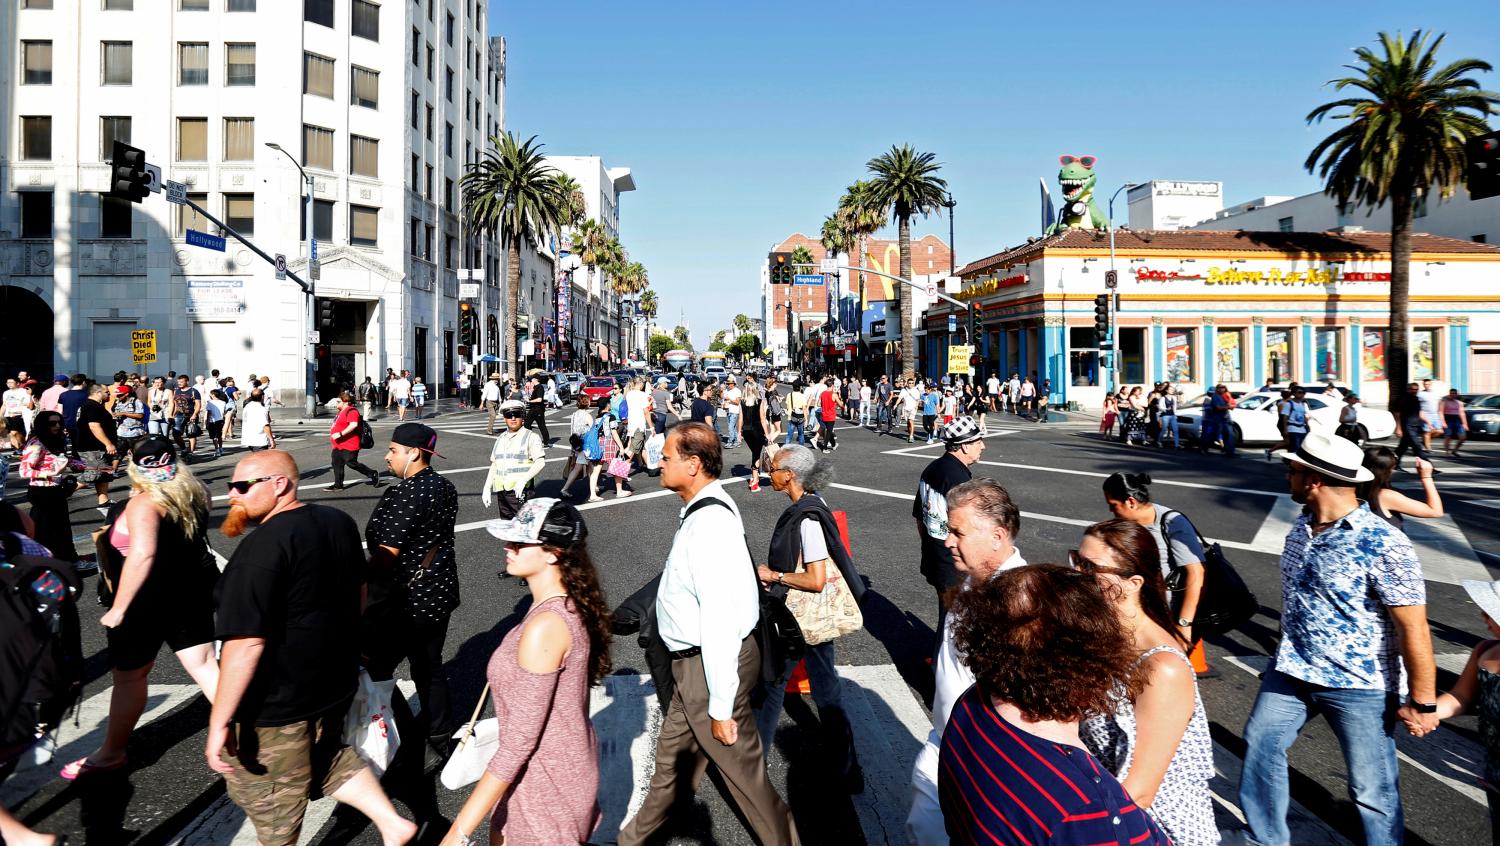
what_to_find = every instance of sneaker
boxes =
[72,556,99,576]
[748,480,760,492]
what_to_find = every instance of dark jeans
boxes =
[754,642,857,778]
[526,404,550,443]
[819,417,837,448]
[365,609,454,741]
[1395,420,1431,464]
[27,484,78,561]
[331,448,379,486]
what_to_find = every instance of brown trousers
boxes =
[618,636,800,846]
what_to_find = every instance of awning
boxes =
[595,342,611,362]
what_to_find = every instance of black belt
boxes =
[667,632,753,661]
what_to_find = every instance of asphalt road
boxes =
[4,399,1499,845]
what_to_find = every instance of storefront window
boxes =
[1361,328,1386,383]
[1315,327,1341,381]
[1216,328,1244,383]
[1165,328,1194,383]
[1265,328,1293,384]
[1411,328,1438,380]
[1069,326,1099,387]
[1119,328,1146,385]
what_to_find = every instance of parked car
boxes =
[1176,390,1395,445]
[580,376,616,403]
[558,372,586,397]
[1459,393,1500,436]
[779,369,802,383]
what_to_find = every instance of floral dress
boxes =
[1081,645,1220,846]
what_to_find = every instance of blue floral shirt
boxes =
[1274,503,1424,692]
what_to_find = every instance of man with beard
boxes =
[208,450,416,846]
[363,423,460,769]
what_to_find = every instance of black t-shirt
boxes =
[58,389,87,429]
[912,452,973,590]
[172,386,198,417]
[73,399,116,451]
[530,382,546,404]
[690,397,715,426]
[215,504,365,727]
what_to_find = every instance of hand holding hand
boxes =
[1397,704,1439,737]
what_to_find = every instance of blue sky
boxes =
[492,1,1500,346]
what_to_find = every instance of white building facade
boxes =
[1,0,507,405]
[1195,185,1500,246]
[1126,180,1224,231]
[546,154,634,371]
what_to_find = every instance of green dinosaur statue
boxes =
[1045,155,1108,235]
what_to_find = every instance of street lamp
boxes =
[945,191,957,276]
[1106,182,1138,393]
[265,141,319,417]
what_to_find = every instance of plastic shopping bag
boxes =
[343,669,401,776]
[644,432,666,470]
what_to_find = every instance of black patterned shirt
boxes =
[365,466,460,620]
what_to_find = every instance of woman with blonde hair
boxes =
[59,435,221,781]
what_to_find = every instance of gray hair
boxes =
[948,478,1021,539]
[774,443,833,492]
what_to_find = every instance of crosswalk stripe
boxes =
[1208,740,1351,844]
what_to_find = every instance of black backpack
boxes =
[0,541,84,755]
[358,416,375,450]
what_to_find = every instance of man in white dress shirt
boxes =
[907,478,1026,846]
[619,422,800,846]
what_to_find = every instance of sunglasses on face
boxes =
[1068,549,1130,578]
[227,475,280,494]
[501,411,522,419]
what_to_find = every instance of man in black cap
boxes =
[362,422,461,767]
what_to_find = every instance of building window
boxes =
[1411,328,1439,380]
[410,217,421,255]
[426,44,434,81]
[351,66,379,108]
[426,0,432,22]
[410,90,419,129]
[1116,327,1146,384]
[303,53,334,98]
[104,0,132,9]
[226,43,255,86]
[352,0,379,41]
[181,0,208,9]
[1277,216,1294,233]
[100,116,131,161]
[224,193,254,237]
[302,124,333,170]
[1266,327,1294,383]
[412,28,420,65]
[178,42,208,85]
[1475,234,1488,244]
[1068,327,1099,387]
[22,41,52,85]
[102,41,132,85]
[1360,328,1387,383]
[300,199,334,241]
[410,154,420,188]
[445,11,454,45]
[350,135,378,177]
[1164,328,1194,383]
[227,0,256,11]
[444,67,453,101]
[445,123,453,158]
[19,192,52,238]
[425,223,435,259]
[304,0,333,27]
[444,177,454,209]
[22,0,53,7]
[177,192,209,237]
[223,117,254,160]
[177,117,206,160]
[1314,327,1341,381]
[20,116,51,160]
[425,104,434,140]
[445,236,456,270]
[425,165,433,198]
[1215,328,1245,383]
[351,205,379,246]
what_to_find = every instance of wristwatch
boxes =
[1408,699,1438,714]
[776,572,785,584]
[1176,617,1192,628]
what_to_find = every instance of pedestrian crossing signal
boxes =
[1468,132,1500,201]
[1093,294,1110,342]
[769,252,793,285]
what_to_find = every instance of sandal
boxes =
[60,756,127,781]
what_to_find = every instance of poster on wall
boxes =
[1165,329,1193,383]
[185,279,247,317]
[1265,329,1291,383]
[1216,330,1242,383]
[1315,328,1340,382]
[1412,329,1437,380]
[1361,329,1386,382]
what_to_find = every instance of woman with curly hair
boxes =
[443,498,612,846]
[1075,520,1219,845]
[939,564,1169,846]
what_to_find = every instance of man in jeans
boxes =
[1240,432,1437,846]
[721,376,742,447]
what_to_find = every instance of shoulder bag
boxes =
[782,562,862,646]
[440,682,498,790]
[1160,509,1258,639]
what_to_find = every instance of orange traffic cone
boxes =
[1189,640,1211,674]
[785,659,811,694]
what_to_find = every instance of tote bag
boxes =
[782,564,863,645]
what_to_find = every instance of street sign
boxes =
[793,274,824,286]
[819,258,838,273]
[459,282,480,299]
[274,253,287,281]
[310,260,321,281]
[185,229,226,252]
[143,164,162,194]
[311,239,319,261]
[165,180,187,205]
[947,314,957,334]
[130,329,157,364]
[948,344,972,376]
[926,280,937,298]
[1105,269,1119,289]
[308,330,321,344]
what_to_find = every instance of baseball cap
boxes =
[486,497,588,547]
[53,374,68,383]
[941,415,984,446]
[130,435,179,481]
[391,422,445,458]
[114,385,133,396]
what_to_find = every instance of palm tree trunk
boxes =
[507,240,523,382]
[898,215,915,380]
[1387,187,1413,409]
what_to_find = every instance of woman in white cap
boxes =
[442,499,611,846]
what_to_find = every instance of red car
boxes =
[580,377,616,404]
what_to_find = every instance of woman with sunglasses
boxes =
[442,499,611,846]
[1073,520,1218,846]
[60,436,221,781]
[19,410,90,565]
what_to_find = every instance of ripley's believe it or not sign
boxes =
[1132,266,1392,286]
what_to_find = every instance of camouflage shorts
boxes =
[220,703,366,846]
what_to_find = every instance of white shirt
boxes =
[481,381,501,403]
[655,480,760,720]
[900,386,921,414]
[389,378,411,400]
[239,402,271,447]
[859,385,872,404]
[625,389,650,434]
[986,376,1000,395]
[3,388,31,416]
[722,386,742,412]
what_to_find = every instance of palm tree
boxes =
[639,289,659,341]
[867,145,949,379]
[1306,31,1497,406]
[553,173,587,232]
[838,180,886,312]
[732,313,752,335]
[462,132,565,381]
[611,257,648,362]
[673,324,692,349]
[569,219,612,367]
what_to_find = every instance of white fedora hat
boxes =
[1271,431,1374,484]
[1463,579,1500,624]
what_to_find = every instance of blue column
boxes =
[1046,323,1067,407]
[1152,322,1166,384]
[1252,323,1265,387]
[1018,330,1030,381]
[1454,323,1471,392]
[1201,322,1214,396]
[1350,323,1362,395]
[1300,322,1315,384]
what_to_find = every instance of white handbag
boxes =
[440,683,499,790]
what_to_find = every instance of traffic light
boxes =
[1468,131,1500,201]
[967,303,979,341]
[109,141,151,204]
[1093,294,1110,344]
[459,302,476,346]
[769,252,792,285]
[317,298,334,329]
